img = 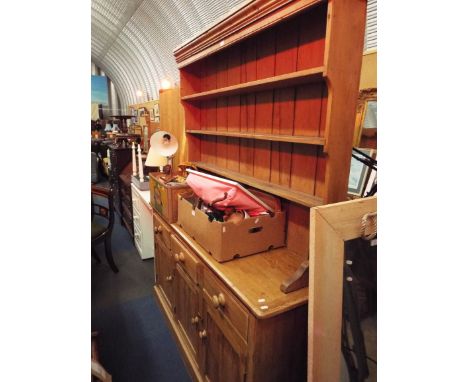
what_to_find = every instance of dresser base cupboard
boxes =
[152,212,308,381]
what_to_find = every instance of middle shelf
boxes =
[181,66,325,102]
[186,129,326,146]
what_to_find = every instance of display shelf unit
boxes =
[164,1,367,381]
[176,0,366,257]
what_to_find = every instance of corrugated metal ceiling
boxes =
[91,0,249,110]
[91,0,377,110]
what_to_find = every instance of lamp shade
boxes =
[145,145,166,167]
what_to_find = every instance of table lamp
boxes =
[145,144,166,172]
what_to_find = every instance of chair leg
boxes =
[104,236,119,273]
[92,246,101,264]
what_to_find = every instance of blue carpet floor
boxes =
[92,294,191,382]
[92,179,191,381]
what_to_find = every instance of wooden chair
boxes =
[91,186,118,273]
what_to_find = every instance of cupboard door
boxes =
[156,243,175,312]
[199,304,247,382]
[174,264,201,359]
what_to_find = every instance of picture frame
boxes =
[348,148,376,197]
[138,107,146,117]
[353,88,377,147]
[308,196,377,381]
[149,108,155,121]
[153,103,160,117]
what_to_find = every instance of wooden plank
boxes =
[275,15,299,75]
[253,90,273,181]
[308,212,344,382]
[256,28,276,79]
[293,83,322,136]
[206,99,217,131]
[297,4,327,70]
[314,146,326,198]
[285,201,309,257]
[201,55,217,92]
[183,101,201,131]
[193,161,323,207]
[290,143,317,194]
[226,95,241,172]
[186,130,325,146]
[181,67,325,101]
[242,37,257,83]
[216,97,228,131]
[227,44,241,87]
[239,94,255,176]
[180,61,201,97]
[322,0,367,203]
[226,137,240,172]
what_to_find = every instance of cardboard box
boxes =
[176,195,286,262]
[149,173,191,223]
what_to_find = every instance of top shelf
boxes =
[181,66,325,102]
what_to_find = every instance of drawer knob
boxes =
[198,329,207,339]
[165,275,173,282]
[212,294,219,308]
[155,225,163,234]
[217,293,226,307]
[212,293,226,309]
[191,315,200,325]
[175,252,185,263]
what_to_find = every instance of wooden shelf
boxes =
[193,161,323,207]
[186,130,325,146]
[181,67,325,101]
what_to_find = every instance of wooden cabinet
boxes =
[174,264,200,358]
[156,241,175,312]
[153,213,308,382]
[199,303,247,382]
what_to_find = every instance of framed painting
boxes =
[153,103,160,117]
[138,107,146,117]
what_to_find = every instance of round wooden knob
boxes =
[212,295,219,308]
[198,329,207,339]
[155,225,163,234]
[217,293,226,307]
[165,275,173,282]
[191,316,200,325]
[174,253,179,262]
[178,252,185,262]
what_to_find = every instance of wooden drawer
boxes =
[202,269,249,340]
[170,234,201,284]
[153,212,172,250]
